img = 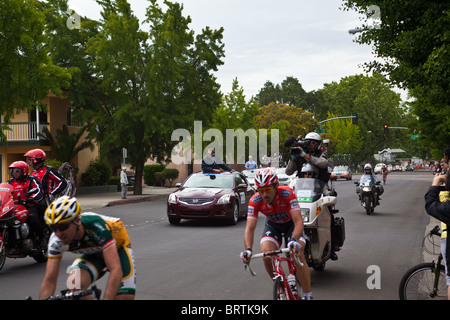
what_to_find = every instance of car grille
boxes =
[179,197,215,205]
[181,211,209,216]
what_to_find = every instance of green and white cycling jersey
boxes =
[48,212,136,296]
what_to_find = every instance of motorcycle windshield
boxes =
[292,178,325,202]
[359,175,373,186]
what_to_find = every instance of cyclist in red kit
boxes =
[241,167,313,300]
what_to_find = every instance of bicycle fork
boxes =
[430,256,443,298]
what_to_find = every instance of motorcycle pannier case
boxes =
[332,217,345,247]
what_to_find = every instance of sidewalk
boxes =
[76,186,177,211]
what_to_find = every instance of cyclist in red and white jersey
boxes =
[241,167,313,300]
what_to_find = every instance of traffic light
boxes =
[352,112,358,125]
[383,124,388,133]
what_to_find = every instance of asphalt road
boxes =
[0,172,434,300]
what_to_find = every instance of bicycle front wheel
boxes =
[399,262,447,300]
[273,278,287,300]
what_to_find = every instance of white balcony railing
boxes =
[2,122,48,141]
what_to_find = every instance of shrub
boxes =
[143,164,165,186]
[81,158,112,186]
[162,168,179,187]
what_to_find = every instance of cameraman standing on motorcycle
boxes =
[285,132,330,193]
[241,167,313,300]
[7,161,46,247]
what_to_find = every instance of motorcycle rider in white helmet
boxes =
[359,163,381,205]
[286,132,330,194]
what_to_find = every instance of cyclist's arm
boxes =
[102,243,123,300]
[39,258,61,299]
[243,217,257,261]
[290,208,304,242]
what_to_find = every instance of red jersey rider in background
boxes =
[7,161,46,247]
[241,167,313,300]
[24,149,67,205]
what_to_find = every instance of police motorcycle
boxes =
[289,165,345,271]
[354,164,383,215]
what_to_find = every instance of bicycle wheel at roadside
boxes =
[58,162,77,197]
[399,261,447,300]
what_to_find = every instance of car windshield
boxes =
[291,178,325,202]
[333,166,345,172]
[183,174,234,189]
[242,170,259,178]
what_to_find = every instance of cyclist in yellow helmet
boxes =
[39,196,136,300]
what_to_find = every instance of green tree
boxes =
[320,73,405,161]
[0,0,70,141]
[86,0,224,194]
[342,0,449,157]
[326,112,364,165]
[254,103,318,161]
[255,76,308,108]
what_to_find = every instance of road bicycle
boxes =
[58,162,77,197]
[26,284,102,300]
[244,247,303,300]
[399,226,448,300]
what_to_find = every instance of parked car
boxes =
[167,172,255,225]
[393,165,402,171]
[404,164,414,171]
[275,167,296,185]
[241,168,262,186]
[330,165,352,181]
[374,163,387,174]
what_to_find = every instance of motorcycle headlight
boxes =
[168,193,177,204]
[301,208,310,223]
[217,194,231,204]
[363,187,371,192]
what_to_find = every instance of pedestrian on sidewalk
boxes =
[121,167,129,199]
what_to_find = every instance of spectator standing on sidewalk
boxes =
[121,167,128,199]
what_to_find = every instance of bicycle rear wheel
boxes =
[399,262,447,300]
[58,162,77,197]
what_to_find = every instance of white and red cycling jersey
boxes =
[247,186,300,224]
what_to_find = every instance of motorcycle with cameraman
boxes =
[285,132,330,191]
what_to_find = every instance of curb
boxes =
[105,194,169,207]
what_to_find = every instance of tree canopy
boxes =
[341,0,449,158]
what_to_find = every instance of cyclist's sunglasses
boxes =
[257,186,275,193]
[49,222,73,232]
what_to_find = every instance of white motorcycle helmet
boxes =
[364,163,372,174]
[305,132,322,152]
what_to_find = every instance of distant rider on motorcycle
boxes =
[7,161,46,247]
[240,167,313,300]
[359,164,380,205]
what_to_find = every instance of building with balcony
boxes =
[0,92,98,182]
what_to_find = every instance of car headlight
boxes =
[168,193,177,204]
[217,194,231,204]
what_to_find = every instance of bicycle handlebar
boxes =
[244,248,304,276]
[26,285,102,300]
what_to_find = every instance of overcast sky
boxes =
[68,0,401,99]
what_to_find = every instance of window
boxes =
[66,107,83,127]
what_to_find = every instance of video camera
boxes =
[284,136,310,155]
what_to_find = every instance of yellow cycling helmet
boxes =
[45,196,81,225]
